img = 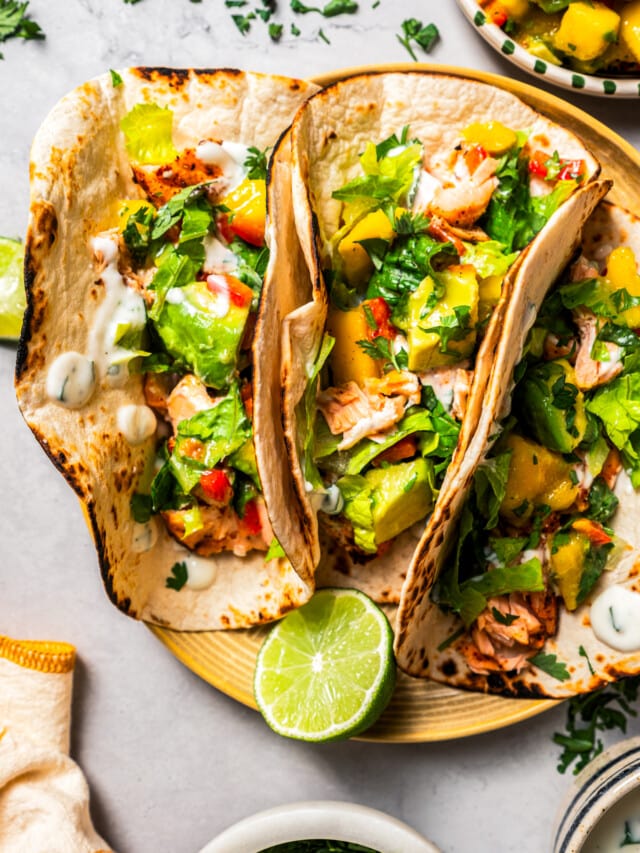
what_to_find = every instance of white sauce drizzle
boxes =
[195,140,249,192]
[132,520,158,554]
[183,555,217,591]
[45,351,96,408]
[203,235,239,275]
[89,237,146,385]
[205,275,231,318]
[117,404,157,445]
[581,788,640,852]
[590,585,640,652]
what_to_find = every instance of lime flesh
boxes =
[0,237,25,340]
[254,588,396,742]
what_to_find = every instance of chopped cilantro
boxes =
[397,18,439,62]
[554,676,640,774]
[232,13,254,34]
[0,0,44,59]
[268,21,283,39]
[265,538,286,560]
[130,493,153,523]
[110,69,123,87]
[318,26,330,42]
[528,652,570,682]
[166,561,189,591]
[244,146,269,180]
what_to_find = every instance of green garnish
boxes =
[268,21,283,39]
[0,0,44,59]
[528,652,570,682]
[265,538,286,561]
[397,18,439,62]
[554,676,640,774]
[166,561,189,591]
[110,69,123,87]
[130,493,153,523]
[244,146,269,180]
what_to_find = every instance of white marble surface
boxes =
[1,3,640,852]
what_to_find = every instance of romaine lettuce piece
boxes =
[120,103,178,165]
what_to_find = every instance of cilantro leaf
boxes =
[554,676,640,774]
[265,538,286,560]
[397,18,439,62]
[0,1,44,56]
[244,146,269,180]
[110,69,123,87]
[528,652,571,682]
[166,561,188,591]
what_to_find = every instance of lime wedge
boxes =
[254,588,396,742]
[0,236,25,340]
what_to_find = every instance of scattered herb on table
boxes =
[554,674,640,774]
[397,18,439,62]
[0,0,44,59]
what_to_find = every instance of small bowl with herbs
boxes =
[456,0,640,97]
[553,736,640,852]
[199,801,439,853]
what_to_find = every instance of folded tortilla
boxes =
[16,68,318,630]
[268,70,604,606]
[396,200,640,698]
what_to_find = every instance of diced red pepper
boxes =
[363,297,396,341]
[372,436,418,467]
[206,273,254,309]
[572,518,613,547]
[200,469,233,503]
[557,160,586,182]
[240,499,262,536]
[528,151,549,179]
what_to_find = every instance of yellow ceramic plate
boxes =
[148,63,640,744]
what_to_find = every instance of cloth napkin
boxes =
[0,635,112,853]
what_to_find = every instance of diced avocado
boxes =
[338,209,395,287]
[514,359,587,454]
[500,434,579,524]
[554,2,620,63]
[327,304,381,385]
[407,265,478,371]
[154,280,250,389]
[366,457,434,545]
[550,531,590,611]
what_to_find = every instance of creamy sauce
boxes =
[195,140,249,192]
[205,275,231,318]
[89,236,146,384]
[591,585,640,651]
[203,235,239,275]
[117,404,157,445]
[45,351,96,408]
[132,520,158,554]
[581,788,640,852]
[183,555,217,591]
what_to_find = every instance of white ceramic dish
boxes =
[199,801,440,853]
[553,736,640,852]
[455,0,640,98]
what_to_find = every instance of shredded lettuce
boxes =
[587,374,640,485]
[461,240,518,279]
[120,102,178,165]
[473,451,512,529]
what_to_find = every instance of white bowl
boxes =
[455,0,640,98]
[553,736,640,852]
[199,800,440,853]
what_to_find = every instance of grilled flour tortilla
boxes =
[395,199,640,699]
[270,71,602,605]
[16,67,318,630]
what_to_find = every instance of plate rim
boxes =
[147,61,640,744]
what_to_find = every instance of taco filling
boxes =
[302,122,589,560]
[86,103,275,558]
[432,223,640,679]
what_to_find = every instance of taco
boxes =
[267,71,605,605]
[396,200,640,698]
[16,67,318,630]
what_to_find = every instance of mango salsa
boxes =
[338,209,395,287]
[500,434,579,524]
[462,121,517,156]
[606,246,640,329]
[550,531,590,611]
[621,0,640,63]
[327,304,381,385]
[554,2,621,63]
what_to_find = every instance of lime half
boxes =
[0,237,25,340]
[254,588,396,742]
